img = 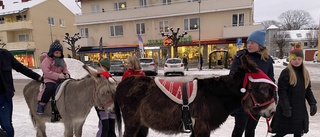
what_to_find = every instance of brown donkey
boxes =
[23,65,117,137]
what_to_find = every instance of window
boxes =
[188,0,198,2]
[232,13,244,26]
[304,42,308,46]
[159,21,169,33]
[296,33,302,38]
[19,34,28,42]
[284,33,291,38]
[80,28,89,38]
[114,2,127,11]
[306,33,311,38]
[110,25,123,36]
[16,15,27,21]
[91,4,100,13]
[59,19,65,27]
[48,17,54,26]
[184,18,200,31]
[140,0,147,7]
[162,0,171,5]
[0,17,4,24]
[136,23,145,35]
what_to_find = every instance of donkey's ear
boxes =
[240,55,258,73]
[82,65,99,77]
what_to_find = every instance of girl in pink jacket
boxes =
[37,40,70,114]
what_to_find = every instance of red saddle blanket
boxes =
[154,77,198,104]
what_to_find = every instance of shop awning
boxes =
[77,46,137,54]
[9,49,34,55]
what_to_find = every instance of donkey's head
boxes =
[83,65,117,110]
[239,55,277,118]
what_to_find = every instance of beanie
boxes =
[240,69,277,93]
[99,58,111,71]
[289,49,303,61]
[48,39,64,58]
[247,30,266,47]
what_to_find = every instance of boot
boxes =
[37,103,45,115]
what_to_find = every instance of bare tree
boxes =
[278,10,314,30]
[0,40,6,48]
[272,30,287,58]
[261,20,281,29]
[63,33,81,59]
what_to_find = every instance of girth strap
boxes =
[180,82,193,133]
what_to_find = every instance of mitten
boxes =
[310,104,317,116]
[58,73,65,79]
[282,110,292,117]
[64,74,70,79]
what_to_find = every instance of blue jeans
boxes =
[0,94,14,137]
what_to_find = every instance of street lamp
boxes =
[161,27,188,58]
[198,0,201,70]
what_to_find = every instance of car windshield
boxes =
[140,59,153,63]
[111,61,123,65]
[166,59,181,64]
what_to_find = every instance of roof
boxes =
[0,0,46,15]
[267,25,279,30]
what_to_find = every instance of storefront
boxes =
[10,50,35,67]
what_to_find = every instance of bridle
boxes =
[241,81,275,121]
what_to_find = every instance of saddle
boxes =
[154,77,198,104]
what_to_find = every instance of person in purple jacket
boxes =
[0,48,42,137]
[37,40,70,114]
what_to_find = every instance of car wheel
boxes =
[154,72,158,76]
[181,73,184,76]
[164,72,168,77]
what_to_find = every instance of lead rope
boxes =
[266,117,272,137]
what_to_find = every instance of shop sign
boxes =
[147,35,192,45]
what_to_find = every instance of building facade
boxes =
[75,0,263,67]
[0,0,77,67]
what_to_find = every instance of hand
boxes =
[58,74,65,79]
[64,74,70,79]
[310,104,317,116]
[282,110,292,117]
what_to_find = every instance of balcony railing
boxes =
[223,24,264,38]
[0,21,33,31]
[77,37,94,47]
[75,0,252,25]
[6,41,35,50]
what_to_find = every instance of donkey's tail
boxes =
[114,100,122,137]
[29,111,37,128]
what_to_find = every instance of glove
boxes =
[310,104,317,116]
[58,74,65,79]
[282,110,292,117]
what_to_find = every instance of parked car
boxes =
[164,58,184,76]
[139,58,158,76]
[109,60,126,76]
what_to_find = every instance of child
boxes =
[95,58,116,137]
[37,40,70,114]
[122,56,145,80]
[271,49,317,137]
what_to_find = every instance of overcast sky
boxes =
[3,0,320,24]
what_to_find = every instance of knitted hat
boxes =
[289,49,303,61]
[99,58,111,71]
[48,39,64,58]
[240,69,277,93]
[247,30,266,47]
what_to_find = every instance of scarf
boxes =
[54,57,65,67]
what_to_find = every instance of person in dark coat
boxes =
[0,49,42,137]
[183,55,188,71]
[270,49,317,137]
[230,30,275,137]
[199,54,203,70]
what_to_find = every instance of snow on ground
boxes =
[11,58,320,137]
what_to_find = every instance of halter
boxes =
[241,82,275,121]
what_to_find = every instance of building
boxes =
[75,0,263,66]
[0,0,77,67]
[266,25,319,61]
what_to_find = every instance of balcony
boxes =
[223,24,264,38]
[6,41,35,50]
[0,21,33,32]
[77,37,94,47]
[75,0,252,25]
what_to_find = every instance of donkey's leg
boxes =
[136,125,148,137]
[35,120,47,137]
[63,121,74,137]
[74,120,86,137]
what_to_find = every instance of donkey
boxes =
[114,55,277,137]
[23,65,117,137]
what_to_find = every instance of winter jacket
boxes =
[271,66,317,134]
[0,49,41,99]
[41,53,69,83]
[230,49,275,115]
[121,69,145,81]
